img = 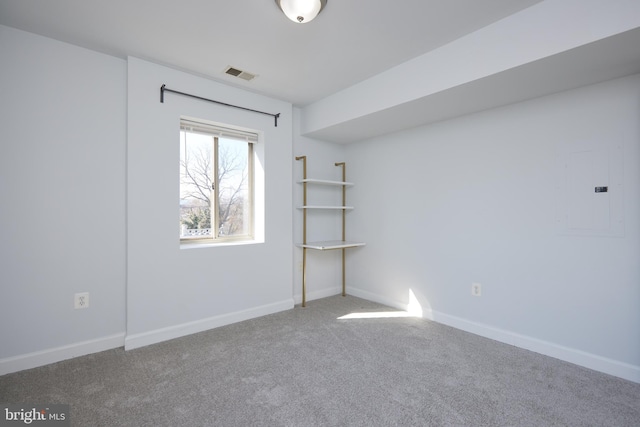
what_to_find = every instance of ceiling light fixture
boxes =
[275,0,327,24]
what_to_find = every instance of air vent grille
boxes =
[224,66,257,81]
[225,67,242,76]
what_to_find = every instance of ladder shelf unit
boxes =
[295,156,365,307]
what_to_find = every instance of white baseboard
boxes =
[0,333,125,376]
[2,299,295,374]
[348,287,640,384]
[432,311,640,383]
[348,288,412,311]
[4,292,637,384]
[124,298,294,351]
[294,286,341,306]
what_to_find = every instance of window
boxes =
[180,118,256,243]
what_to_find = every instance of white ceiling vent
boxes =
[224,66,257,81]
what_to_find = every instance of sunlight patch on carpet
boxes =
[338,289,424,319]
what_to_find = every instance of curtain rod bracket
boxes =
[160,84,280,127]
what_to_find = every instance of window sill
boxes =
[180,239,263,250]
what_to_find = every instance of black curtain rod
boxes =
[160,84,280,127]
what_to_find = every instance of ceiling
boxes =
[0,0,544,107]
[305,26,640,143]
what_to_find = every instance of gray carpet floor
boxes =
[1,295,639,426]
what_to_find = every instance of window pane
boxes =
[180,130,213,238]
[217,137,250,237]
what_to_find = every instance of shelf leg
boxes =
[336,162,347,298]
[296,156,308,308]
[302,247,307,307]
[341,248,346,297]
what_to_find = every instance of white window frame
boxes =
[180,117,257,245]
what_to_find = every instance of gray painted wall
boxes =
[0,25,127,361]
[343,74,640,380]
[0,26,294,373]
[126,58,294,348]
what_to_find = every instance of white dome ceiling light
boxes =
[275,0,328,24]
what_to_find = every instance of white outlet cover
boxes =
[471,283,482,297]
[74,292,89,309]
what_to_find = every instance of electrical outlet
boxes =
[74,292,89,309]
[471,283,482,297]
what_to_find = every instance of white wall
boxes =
[126,58,294,348]
[344,74,640,382]
[0,26,127,373]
